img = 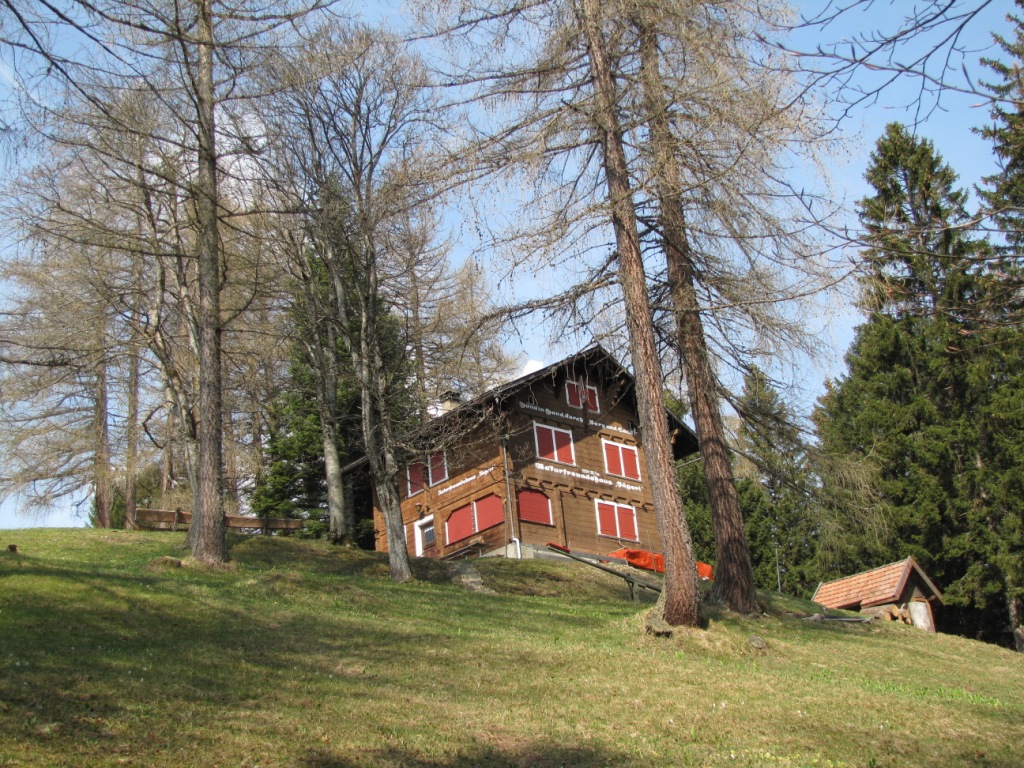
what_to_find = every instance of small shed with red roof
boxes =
[812,557,943,632]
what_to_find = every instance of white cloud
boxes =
[522,359,545,375]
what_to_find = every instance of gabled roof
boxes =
[447,344,699,458]
[341,345,700,475]
[812,557,943,610]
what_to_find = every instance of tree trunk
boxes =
[321,400,351,545]
[190,0,226,564]
[316,320,352,545]
[633,18,759,615]
[1010,588,1024,653]
[93,354,112,529]
[124,341,139,530]
[329,241,412,581]
[360,378,411,581]
[580,0,700,628]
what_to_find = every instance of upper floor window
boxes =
[427,450,448,486]
[565,379,599,412]
[603,439,641,481]
[534,422,575,465]
[406,450,448,497]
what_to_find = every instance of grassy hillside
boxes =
[1,529,1021,768]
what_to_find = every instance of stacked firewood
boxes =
[870,603,913,624]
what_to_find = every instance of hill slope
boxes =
[1,529,1021,767]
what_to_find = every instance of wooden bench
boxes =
[546,543,663,602]
[136,508,304,535]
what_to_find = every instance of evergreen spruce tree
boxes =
[815,123,1024,647]
[979,1,1024,256]
[976,9,1024,650]
[249,357,339,525]
[734,367,819,598]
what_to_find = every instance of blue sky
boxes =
[0,0,1015,529]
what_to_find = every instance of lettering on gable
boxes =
[436,467,497,496]
[535,462,615,487]
[518,400,636,437]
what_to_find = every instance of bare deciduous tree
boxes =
[265,22,446,581]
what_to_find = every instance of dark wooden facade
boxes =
[373,347,698,561]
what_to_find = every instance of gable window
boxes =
[406,450,448,497]
[534,423,575,465]
[517,488,554,526]
[603,440,641,481]
[446,494,505,544]
[566,379,600,412]
[595,500,639,541]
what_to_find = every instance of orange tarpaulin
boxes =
[607,548,714,580]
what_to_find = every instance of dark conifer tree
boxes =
[734,367,818,598]
[815,123,1024,648]
[979,1,1024,256]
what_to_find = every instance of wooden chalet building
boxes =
[372,346,699,561]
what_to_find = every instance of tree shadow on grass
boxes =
[301,742,629,768]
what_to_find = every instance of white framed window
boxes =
[517,488,554,526]
[595,500,639,541]
[534,422,575,465]
[407,450,448,496]
[602,439,641,481]
[414,515,435,556]
[427,450,448,486]
[566,379,600,412]
[446,494,505,544]
[406,462,425,497]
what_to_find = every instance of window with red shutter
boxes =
[407,462,425,497]
[603,440,640,481]
[553,428,574,464]
[517,489,553,526]
[445,495,505,544]
[594,500,639,541]
[428,450,448,486]
[446,504,475,544]
[536,424,555,460]
[566,381,582,408]
[603,441,622,476]
[596,501,618,537]
[474,494,504,531]
[621,446,640,480]
[534,423,574,465]
[565,380,600,412]
[617,506,638,540]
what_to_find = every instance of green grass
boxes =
[1,529,1021,767]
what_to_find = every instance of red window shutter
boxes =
[517,489,553,525]
[407,462,424,496]
[584,386,598,412]
[596,502,618,537]
[566,381,582,408]
[604,442,622,476]
[554,429,574,464]
[617,506,638,540]
[536,425,556,461]
[429,450,447,485]
[474,494,504,531]
[621,446,640,480]
[446,504,475,544]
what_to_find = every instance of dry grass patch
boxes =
[1,530,1021,767]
